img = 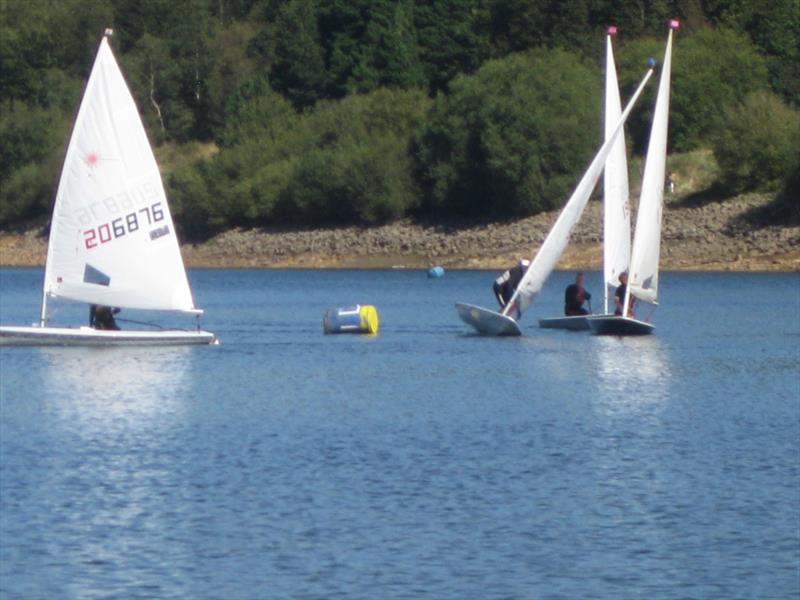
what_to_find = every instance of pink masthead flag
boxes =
[669,19,680,29]
[607,25,618,35]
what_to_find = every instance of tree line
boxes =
[1,0,798,237]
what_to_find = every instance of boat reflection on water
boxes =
[33,346,196,592]
[590,335,672,415]
[40,346,192,435]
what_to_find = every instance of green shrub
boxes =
[276,89,427,224]
[241,158,298,222]
[348,134,419,222]
[0,162,54,226]
[279,134,418,224]
[712,91,800,193]
[168,167,220,241]
[170,86,430,233]
[219,78,296,148]
[414,48,599,217]
[617,28,769,153]
[0,104,62,181]
[0,102,70,225]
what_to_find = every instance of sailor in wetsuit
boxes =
[89,305,121,330]
[614,271,635,317]
[493,259,530,314]
[564,272,592,316]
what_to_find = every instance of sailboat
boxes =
[588,20,679,336]
[455,64,654,336]
[539,25,630,331]
[0,31,216,346]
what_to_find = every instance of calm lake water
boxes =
[1,268,798,599]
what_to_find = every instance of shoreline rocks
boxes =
[1,193,797,271]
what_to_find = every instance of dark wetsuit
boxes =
[493,264,525,308]
[614,284,634,316]
[564,284,591,316]
[90,305,120,330]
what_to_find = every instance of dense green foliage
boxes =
[1,0,798,232]
[170,86,430,238]
[704,0,800,106]
[712,92,800,194]
[414,49,599,217]
[0,103,72,225]
[616,28,769,153]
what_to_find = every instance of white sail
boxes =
[603,29,631,314]
[626,25,676,307]
[505,67,654,318]
[42,37,196,314]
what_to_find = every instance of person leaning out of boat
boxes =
[493,259,530,314]
[90,305,121,330]
[564,272,592,316]
[614,272,635,317]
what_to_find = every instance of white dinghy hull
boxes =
[538,315,591,331]
[455,303,521,336]
[586,315,654,336]
[0,326,216,346]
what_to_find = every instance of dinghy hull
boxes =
[0,326,216,346]
[538,315,591,331]
[586,315,654,336]
[455,303,521,336]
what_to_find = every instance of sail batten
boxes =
[41,37,196,316]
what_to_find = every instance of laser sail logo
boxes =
[83,150,104,182]
[149,225,170,241]
[85,152,100,168]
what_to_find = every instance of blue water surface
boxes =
[1,268,798,599]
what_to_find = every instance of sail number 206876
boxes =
[83,202,165,249]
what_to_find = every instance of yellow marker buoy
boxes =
[323,305,379,335]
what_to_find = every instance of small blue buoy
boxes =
[427,266,445,278]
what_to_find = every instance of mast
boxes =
[39,290,48,327]
[603,26,618,315]
[603,24,631,316]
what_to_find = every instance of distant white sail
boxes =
[627,25,676,306]
[603,29,631,313]
[42,37,195,312]
[505,67,654,318]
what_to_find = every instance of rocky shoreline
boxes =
[1,193,798,271]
